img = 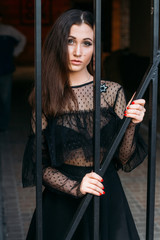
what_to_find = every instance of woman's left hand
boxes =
[124,99,146,124]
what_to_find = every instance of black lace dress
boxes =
[23,80,147,240]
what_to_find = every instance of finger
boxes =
[126,103,144,110]
[85,185,105,196]
[88,178,104,189]
[88,184,104,194]
[124,112,144,123]
[125,112,145,119]
[85,188,101,196]
[130,99,146,106]
[87,172,103,182]
[80,181,103,196]
[125,108,146,116]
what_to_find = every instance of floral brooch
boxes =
[100,83,108,93]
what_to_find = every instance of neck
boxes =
[69,69,93,86]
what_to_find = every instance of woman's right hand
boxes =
[80,172,105,196]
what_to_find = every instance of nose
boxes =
[73,44,82,57]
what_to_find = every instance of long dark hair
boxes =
[29,9,93,117]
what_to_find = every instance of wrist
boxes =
[129,121,138,126]
[76,184,85,197]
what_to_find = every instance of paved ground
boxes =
[0,67,159,240]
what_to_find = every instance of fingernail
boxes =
[127,106,129,109]
[99,193,102,196]
[103,191,105,195]
[101,179,104,182]
[102,186,104,190]
[124,114,127,116]
[132,101,135,104]
[124,110,126,113]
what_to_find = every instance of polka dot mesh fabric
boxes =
[32,80,138,197]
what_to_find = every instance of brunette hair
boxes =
[29,9,93,117]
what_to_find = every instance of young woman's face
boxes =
[68,23,93,72]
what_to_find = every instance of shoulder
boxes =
[0,24,17,38]
[101,80,123,92]
[2,24,15,32]
[100,80,126,109]
[6,24,17,31]
[100,80,124,100]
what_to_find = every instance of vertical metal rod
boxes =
[152,0,159,59]
[35,0,42,239]
[146,76,158,240]
[93,0,101,239]
[146,0,159,239]
[150,0,160,62]
[65,195,93,240]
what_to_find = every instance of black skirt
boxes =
[26,163,140,240]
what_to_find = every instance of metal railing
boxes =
[35,0,160,239]
[35,1,42,240]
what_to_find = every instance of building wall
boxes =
[130,0,151,56]
[0,0,152,66]
[111,0,130,51]
[120,0,130,49]
[0,0,71,65]
[112,0,151,57]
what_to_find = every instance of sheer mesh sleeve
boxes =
[42,167,83,198]
[33,114,84,198]
[118,122,137,164]
[40,130,83,198]
[113,86,126,119]
[113,87,147,170]
[113,87,136,163]
[23,113,84,198]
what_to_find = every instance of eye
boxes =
[83,41,92,47]
[68,38,74,45]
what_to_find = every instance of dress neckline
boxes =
[71,80,93,88]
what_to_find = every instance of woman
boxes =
[22,9,147,240]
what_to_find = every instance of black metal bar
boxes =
[94,0,101,175]
[93,0,101,239]
[65,194,92,240]
[152,0,159,60]
[146,76,158,240]
[146,0,159,238]
[35,0,42,240]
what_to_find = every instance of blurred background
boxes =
[0,0,159,239]
[0,0,156,92]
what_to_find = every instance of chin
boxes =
[70,66,84,72]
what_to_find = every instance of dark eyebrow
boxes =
[68,35,76,39]
[83,38,93,42]
[68,35,93,42]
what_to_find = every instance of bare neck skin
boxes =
[69,68,93,86]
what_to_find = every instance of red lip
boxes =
[71,60,82,65]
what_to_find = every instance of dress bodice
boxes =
[22,80,147,198]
